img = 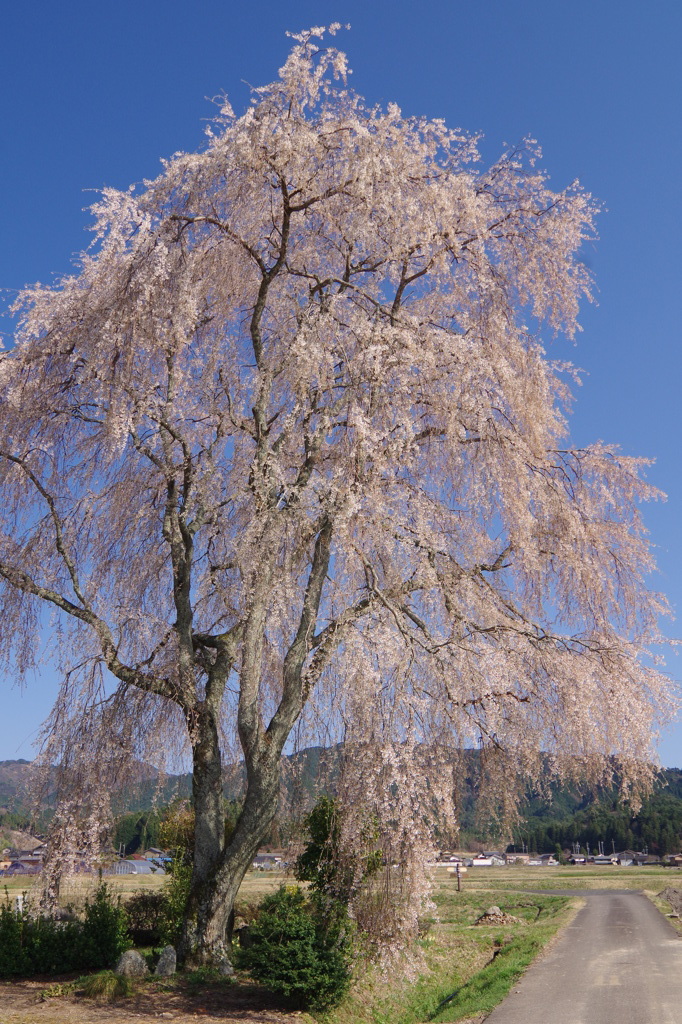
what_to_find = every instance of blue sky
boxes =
[1,0,681,764]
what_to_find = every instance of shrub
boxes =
[0,882,130,978]
[0,894,29,977]
[79,883,131,969]
[234,885,351,1011]
[21,915,84,974]
[125,889,168,946]
[159,859,192,945]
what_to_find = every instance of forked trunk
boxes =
[179,728,281,967]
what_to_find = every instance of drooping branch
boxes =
[0,451,88,608]
[0,561,175,700]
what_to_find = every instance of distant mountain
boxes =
[0,758,38,815]
[0,745,340,827]
[2,751,682,856]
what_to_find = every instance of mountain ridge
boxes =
[2,752,682,855]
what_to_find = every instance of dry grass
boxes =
[436,863,678,892]
[1,866,286,911]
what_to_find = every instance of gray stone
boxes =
[154,945,177,977]
[115,949,149,978]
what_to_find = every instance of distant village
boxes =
[437,849,682,868]
[3,843,682,877]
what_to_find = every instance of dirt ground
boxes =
[0,977,307,1024]
[0,873,301,1023]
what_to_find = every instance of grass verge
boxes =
[644,888,682,936]
[427,928,556,1022]
[317,889,574,1024]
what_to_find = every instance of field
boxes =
[0,863,679,1024]
[449,861,680,892]
[1,865,284,906]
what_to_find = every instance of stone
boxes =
[475,905,521,925]
[154,945,177,978]
[115,949,149,977]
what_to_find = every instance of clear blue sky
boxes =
[2,0,681,764]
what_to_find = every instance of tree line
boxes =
[507,771,682,855]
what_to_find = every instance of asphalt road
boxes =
[484,890,682,1024]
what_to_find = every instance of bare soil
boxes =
[658,886,682,915]
[0,976,307,1024]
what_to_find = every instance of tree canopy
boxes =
[0,25,673,962]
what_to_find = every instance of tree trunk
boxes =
[178,702,227,965]
[179,726,281,967]
[189,704,225,882]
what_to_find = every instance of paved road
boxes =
[484,890,682,1024]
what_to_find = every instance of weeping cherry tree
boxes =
[0,26,673,964]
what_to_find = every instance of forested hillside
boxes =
[506,769,682,855]
[2,753,682,855]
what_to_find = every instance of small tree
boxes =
[295,796,381,905]
[0,25,673,964]
[234,885,352,1011]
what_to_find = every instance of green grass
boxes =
[75,969,134,1002]
[428,924,561,1022]
[318,889,573,1024]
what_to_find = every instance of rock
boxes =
[115,949,149,977]
[217,959,235,976]
[659,887,682,917]
[154,945,177,977]
[476,905,521,925]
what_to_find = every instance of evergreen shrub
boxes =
[234,885,351,1011]
[124,889,168,946]
[0,883,130,978]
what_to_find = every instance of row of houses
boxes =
[0,844,171,876]
[2,842,289,876]
[4,843,681,877]
[438,849,680,867]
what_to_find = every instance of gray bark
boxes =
[178,729,282,966]
[178,522,333,966]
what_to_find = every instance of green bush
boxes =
[122,859,192,948]
[295,796,382,904]
[79,883,131,969]
[124,889,168,946]
[0,883,130,978]
[234,885,351,1011]
[159,859,192,945]
[0,896,29,977]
